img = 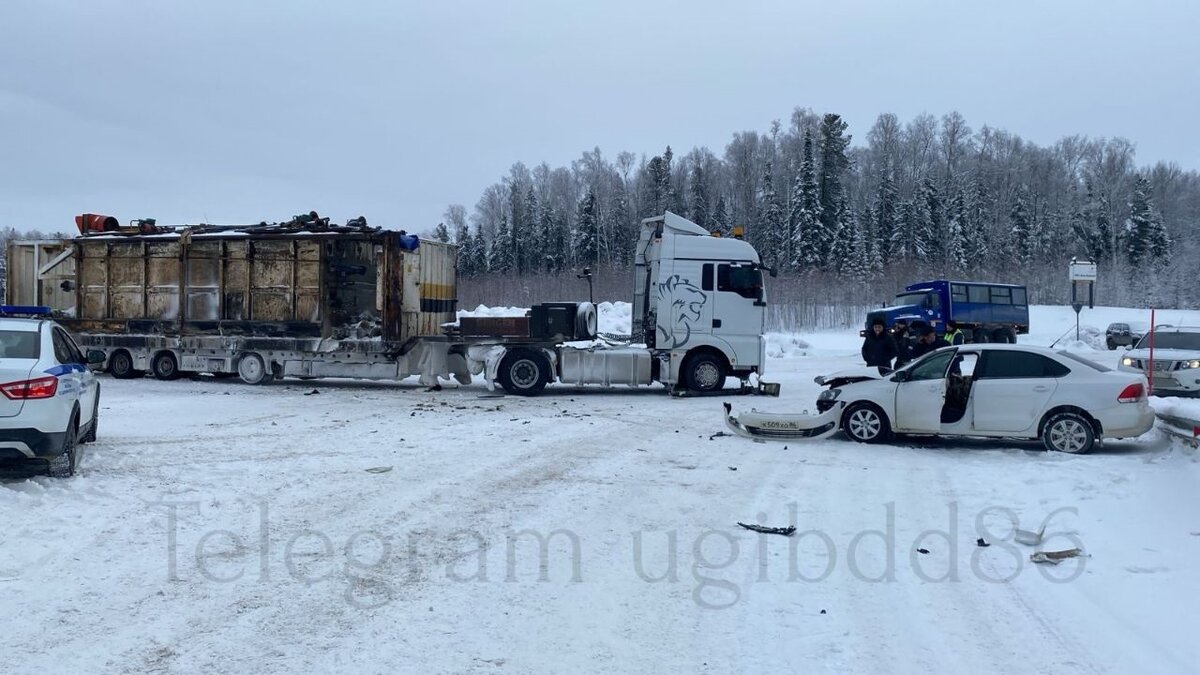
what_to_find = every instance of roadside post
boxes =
[1068,258,1097,341]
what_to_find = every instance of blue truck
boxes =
[864,280,1030,343]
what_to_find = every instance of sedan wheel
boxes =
[1042,412,1095,454]
[842,403,890,443]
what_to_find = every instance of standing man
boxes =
[911,324,941,359]
[862,317,898,371]
[892,319,913,368]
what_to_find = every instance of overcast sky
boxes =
[2,0,1197,234]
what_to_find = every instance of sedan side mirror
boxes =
[892,370,910,383]
[86,350,106,365]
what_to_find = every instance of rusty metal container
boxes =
[7,230,457,342]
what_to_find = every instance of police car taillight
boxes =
[1117,383,1144,403]
[0,376,59,400]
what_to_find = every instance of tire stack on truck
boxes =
[6,213,470,387]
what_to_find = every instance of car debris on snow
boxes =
[1013,525,1046,546]
[977,538,991,547]
[364,466,394,474]
[737,522,796,536]
[1030,548,1085,564]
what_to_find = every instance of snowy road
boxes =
[2,311,1199,673]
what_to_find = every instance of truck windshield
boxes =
[895,292,930,307]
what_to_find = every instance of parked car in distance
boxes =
[1105,322,1148,350]
[815,344,1153,453]
[1118,326,1200,397]
[0,307,104,477]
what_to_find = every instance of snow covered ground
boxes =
[1,305,1198,673]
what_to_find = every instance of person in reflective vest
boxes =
[943,320,965,346]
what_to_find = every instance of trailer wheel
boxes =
[497,348,550,396]
[107,350,142,379]
[683,352,726,393]
[237,353,272,385]
[151,352,182,380]
[972,328,989,344]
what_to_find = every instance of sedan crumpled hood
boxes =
[815,365,888,387]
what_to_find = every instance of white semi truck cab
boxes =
[469,211,775,396]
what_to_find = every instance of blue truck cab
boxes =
[864,280,1030,343]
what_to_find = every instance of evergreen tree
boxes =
[711,195,731,236]
[573,188,599,269]
[842,207,874,279]
[817,114,851,268]
[453,222,473,275]
[432,222,450,243]
[962,179,991,267]
[757,160,786,268]
[689,162,709,229]
[467,226,488,275]
[1126,175,1171,268]
[489,214,514,273]
[872,159,898,262]
[913,178,940,262]
[920,177,943,263]
[610,188,635,264]
[945,189,968,273]
[891,198,924,262]
[518,186,539,273]
[642,156,668,216]
[789,130,822,269]
[1008,189,1033,265]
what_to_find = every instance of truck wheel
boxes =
[108,350,142,379]
[1042,411,1095,454]
[47,414,79,478]
[973,328,989,344]
[842,403,891,443]
[992,328,1015,344]
[1106,339,1116,350]
[684,353,726,393]
[237,353,272,385]
[497,347,550,396]
[151,352,182,380]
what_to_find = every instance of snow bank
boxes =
[765,333,811,358]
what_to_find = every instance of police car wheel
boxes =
[81,389,99,444]
[47,416,79,478]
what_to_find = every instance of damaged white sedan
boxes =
[726,345,1154,453]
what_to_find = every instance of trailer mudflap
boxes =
[723,401,843,441]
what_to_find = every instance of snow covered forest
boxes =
[444,109,1198,327]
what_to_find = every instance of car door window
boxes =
[908,350,955,381]
[977,351,1069,379]
[61,330,86,364]
[52,329,82,364]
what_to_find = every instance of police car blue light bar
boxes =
[0,305,53,317]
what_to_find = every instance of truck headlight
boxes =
[1181,360,1200,369]
[818,388,841,401]
[1121,357,1134,367]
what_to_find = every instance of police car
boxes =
[0,306,103,477]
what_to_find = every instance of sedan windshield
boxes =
[1134,332,1200,351]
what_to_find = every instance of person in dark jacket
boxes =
[861,318,898,370]
[910,324,941,360]
[892,319,913,368]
